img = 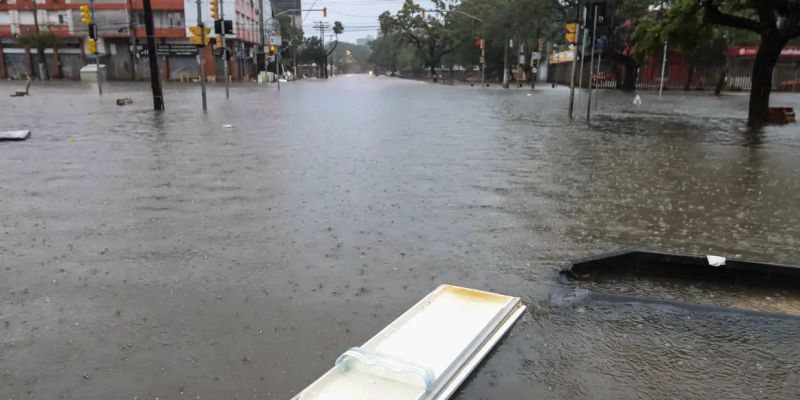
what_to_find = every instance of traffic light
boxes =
[210,0,219,20]
[268,45,276,55]
[80,5,91,25]
[86,38,97,54]
[216,34,223,47]
[565,23,577,44]
[189,26,211,37]
[323,7,327,17]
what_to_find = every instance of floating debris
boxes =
[0,130,31,141]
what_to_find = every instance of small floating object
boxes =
[116,98,134,106]
[0,130,31,141]
[10,76,31,97]
[632,94,642,106]
[768,107,795,124]
[222,124,234,129]
[293,284,525,399]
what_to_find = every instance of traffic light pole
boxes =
[196,0,207,110]
[89,0,102,95]
[220,0,229,98]
[567,4,580,119]
[142,0,164,109]
[257,0,265,75]
[586,4,598,122]
[577,9,588,104]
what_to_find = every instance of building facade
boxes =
[0,0,267,80]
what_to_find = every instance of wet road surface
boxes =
[2,76,800,399]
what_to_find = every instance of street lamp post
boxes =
[271,8,327,87]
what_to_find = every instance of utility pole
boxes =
[659,39,668,96]
[90,0,102,94]
[502,37,509,88]
[577,6,588,104]
[480,37,485,85]
[292,17,298,78]
[127,0,137,80]
[196,0,207,110]
[257,0,265,74]
[314,21,328,78]
[567,5,581,119]
[586,3,598,122]
[272,11,281,90]
[142,0,164,109]
[220,0,229,98]
[594,49,602,110]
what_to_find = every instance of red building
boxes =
[0,0,263,80]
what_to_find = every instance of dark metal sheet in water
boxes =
[564,249,800,289]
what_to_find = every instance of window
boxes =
[58,14,64,24]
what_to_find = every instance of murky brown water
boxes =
[1,76,800,399]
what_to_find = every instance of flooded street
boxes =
[2,76,800,399]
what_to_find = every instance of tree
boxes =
[324,21,344,78]
[368,32,406,75]
[380,0,465,82]
[632,0,729,93]
[298,36,326,77]
[19,32,64,80]
[701,0,800,126]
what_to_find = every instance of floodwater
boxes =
[1,76,800,399]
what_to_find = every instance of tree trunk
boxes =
[684,63,695,90]
[714,63,727,96]
[430,64,437,83]
[38,45,49,80]
[621,58,636,91]
[748,36,785,126]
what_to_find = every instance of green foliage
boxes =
[298,36,325,65]
[18,32,64,49]
[379,0,463,73]
[333,21,344,35]
[631,0,727,65]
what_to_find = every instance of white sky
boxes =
[297,0,433,43]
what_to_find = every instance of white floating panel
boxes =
[0,130,31,140]
[293,284,526,400]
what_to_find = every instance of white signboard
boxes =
[531,51,541,61]
[269,35,282,46]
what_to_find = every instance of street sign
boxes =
[479,56,484,64]
[138,44,200,57]
[519,54,526,64]
[269,35,281,46]
[531,51,541,61]
[532,67,538,74]
[189,36,212,45]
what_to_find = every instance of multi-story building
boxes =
[185,0,264,80]
[0,0,266,80]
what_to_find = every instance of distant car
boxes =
[596,71,615,82]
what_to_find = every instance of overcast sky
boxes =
[295,0,433,44]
